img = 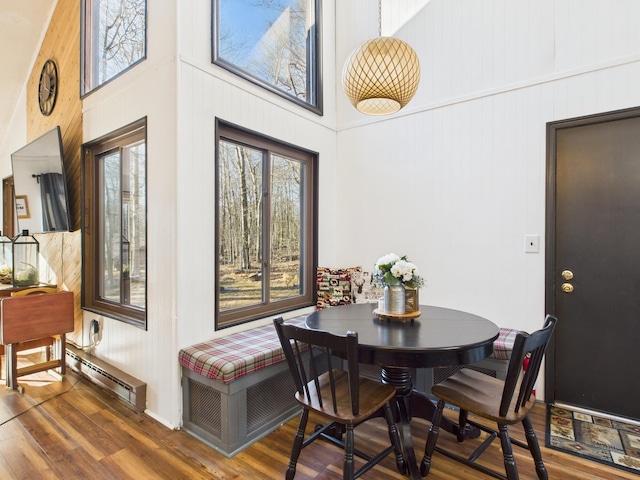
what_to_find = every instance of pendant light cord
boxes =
[378,0,382,36]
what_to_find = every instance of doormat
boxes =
[546,404,640,475]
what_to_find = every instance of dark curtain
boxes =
[40,172,69,231]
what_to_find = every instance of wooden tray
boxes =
[373,308,421,322]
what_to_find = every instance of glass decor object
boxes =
[0,231,12,284]
[12,230,39,287]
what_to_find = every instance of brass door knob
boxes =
[561,270,574,280]
[561,283,574,293]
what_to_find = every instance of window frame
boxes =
[215,120,318,329]
[211,0,323,115]
[81,118,148,329]
[81,0,148,97]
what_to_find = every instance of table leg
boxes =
[381,367,421,479]
[381,367,482,479]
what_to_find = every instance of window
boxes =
[216,121,317,328]
[82,0,147,95]
[213,0,321,113]
[82,118,147,328]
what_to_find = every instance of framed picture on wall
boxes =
[15,195,30,219]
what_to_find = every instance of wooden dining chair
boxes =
[273,317,405,480]
[420,314,557,480]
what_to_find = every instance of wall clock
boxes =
[38,59,58,116]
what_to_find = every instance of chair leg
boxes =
[522,415,548,480]
[420,398,445,476]
[382,401,406,474]
[457,408,469,442]
[498,423,519,480]
[343,423,355,480]
[286,409,309,480]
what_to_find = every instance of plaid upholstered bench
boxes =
[491,327,519,361]
[472,327,519,379]
[179,315,308,457]
[430,327,518,386]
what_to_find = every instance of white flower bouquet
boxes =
[373,253,424,289]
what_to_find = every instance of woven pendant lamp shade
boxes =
[342,37,420,115]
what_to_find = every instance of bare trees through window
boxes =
[216,122,316,328]
[83,119,147,328]
[99,141,146,309]
[82,0,147,94]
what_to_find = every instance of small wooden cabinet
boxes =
[0,289,74,390]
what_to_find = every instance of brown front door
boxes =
[545,107,640,420]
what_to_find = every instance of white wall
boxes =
[81,0,180,427]
[175,0,338,348]
[83,0,339,427]
[335,0,640,398]
[0,87,28,213]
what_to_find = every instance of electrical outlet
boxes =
[525,235,539,253]
[91,319,100,334]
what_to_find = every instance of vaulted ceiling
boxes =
[0,0,56,146]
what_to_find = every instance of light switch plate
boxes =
[525,235,539,253]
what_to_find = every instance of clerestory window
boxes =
[81,0,147,95]
[213,0,322,114]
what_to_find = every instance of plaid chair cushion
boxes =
[179,316,308,384]
[490,327,519,360]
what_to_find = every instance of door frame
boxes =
[544,105,640,403]
[2,176,15,237]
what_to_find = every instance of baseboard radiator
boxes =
[66,345,146,412]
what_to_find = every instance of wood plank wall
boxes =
[25,0,83,344]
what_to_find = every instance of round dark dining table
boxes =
[305,303,500,479]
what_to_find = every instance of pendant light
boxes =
[342,1,420,116]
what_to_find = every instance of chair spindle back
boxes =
[274,317,360,416]
[500,314,557,417]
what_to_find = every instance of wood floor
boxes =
[0,351,636,479]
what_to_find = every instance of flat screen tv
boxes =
[11,126,71,233]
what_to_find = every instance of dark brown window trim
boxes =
[81,117,148,329]
[80,0,148,97]
[211,0,323,116]
[215,119,318,329]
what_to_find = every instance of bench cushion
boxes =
[490,327,519,360]
[179,316,307,384]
